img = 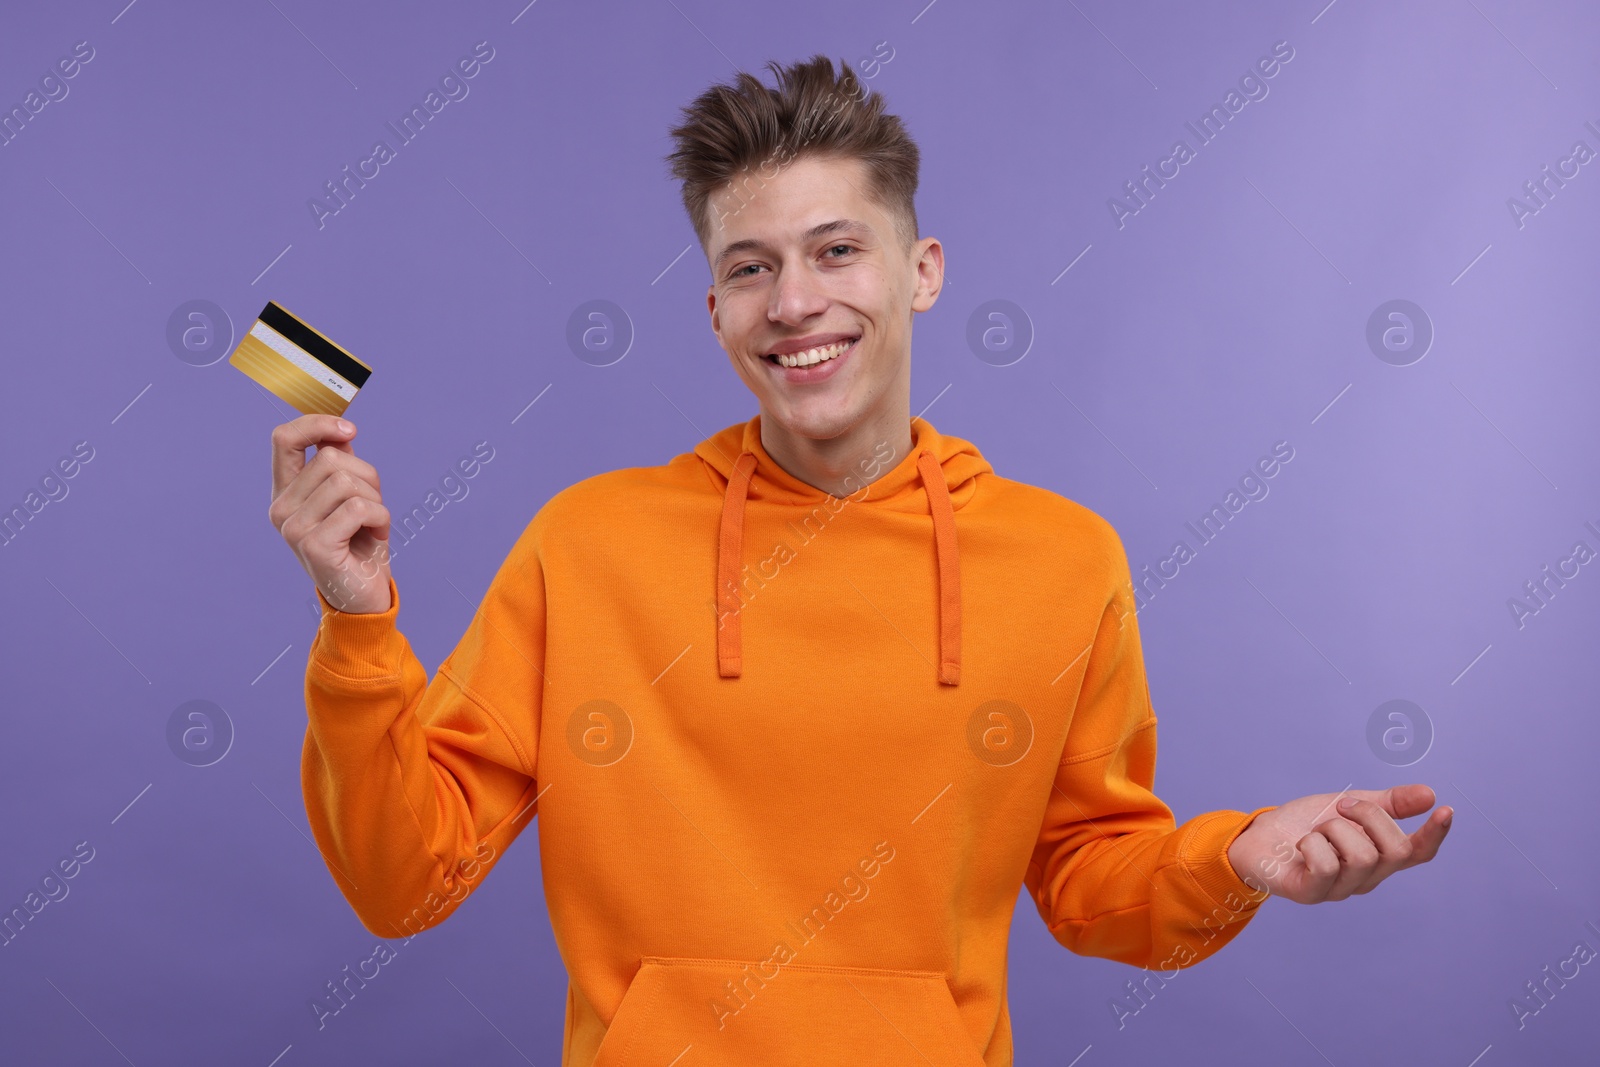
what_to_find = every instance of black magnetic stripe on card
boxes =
[258,302,372,388]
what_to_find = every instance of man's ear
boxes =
[706,286,721,339]
[911,236,944,313]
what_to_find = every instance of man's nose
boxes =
[768,263,828,323]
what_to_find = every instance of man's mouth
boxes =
[762,337,859,369]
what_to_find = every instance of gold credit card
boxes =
[228,301,371,417]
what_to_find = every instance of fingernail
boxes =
[337,419,354,433]
[1338,797,1357,810]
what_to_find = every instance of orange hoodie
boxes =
[301,412,1277,1065]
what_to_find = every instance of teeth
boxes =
[771,338,854,368]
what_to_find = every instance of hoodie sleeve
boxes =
[1024,530,1276,970]
[299,528,545,939]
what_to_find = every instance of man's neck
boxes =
[758,405,915,499]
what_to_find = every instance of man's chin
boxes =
[759,401,859,443]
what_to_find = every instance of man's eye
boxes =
[826,244,855,258]
[731,264,763,278]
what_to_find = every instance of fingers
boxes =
[268,438,382,534]
[308,498,394,609]
[278,463,386,544]
[1358,783,1449,873]
[1315,815,1385,899]
[308,495,392,556]
[270,414,356,500]
[1400,806,1453,870]
[1294,830,1341,901]
[1336,796,1412,880]
[1384,783,1438,821]
[1303,795,1453,901]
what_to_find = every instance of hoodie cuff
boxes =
[310,575,405,681]
[1178,805,1278,912]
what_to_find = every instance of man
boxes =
[270,55,1450,1065]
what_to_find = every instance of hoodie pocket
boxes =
[592,955,986,1066]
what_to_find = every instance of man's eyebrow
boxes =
[712,218,874,272]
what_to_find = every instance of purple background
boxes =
[2,0,1597,1063]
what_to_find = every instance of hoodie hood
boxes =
[694,413,994,686]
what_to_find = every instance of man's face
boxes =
[704,154,942,442]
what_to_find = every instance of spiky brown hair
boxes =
[665,53,921,258]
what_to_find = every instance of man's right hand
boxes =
[269,413,393,614]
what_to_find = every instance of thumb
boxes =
[1382,783,1438,821]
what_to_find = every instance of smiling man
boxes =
[275,55,1451,1066]
[703,154,927,498]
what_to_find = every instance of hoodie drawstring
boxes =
[716,451,759,679]
[917,449,963,686]
[716,447,962,685]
